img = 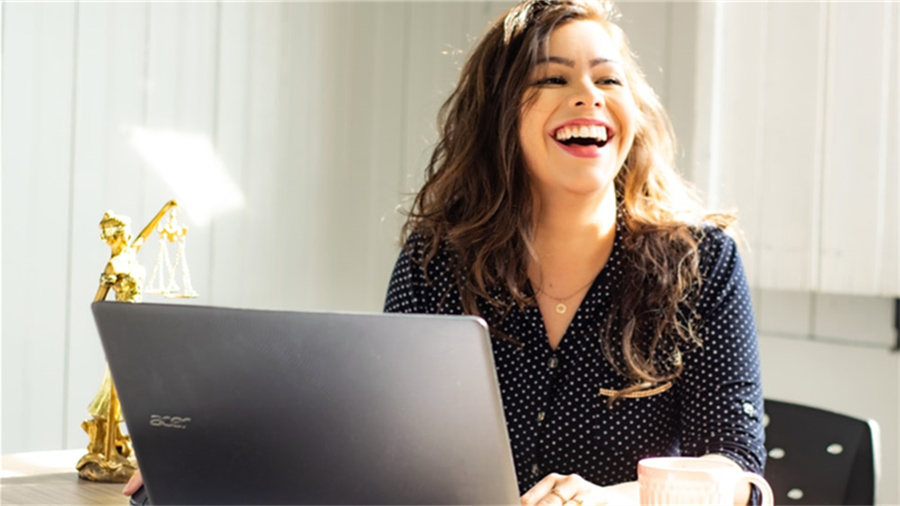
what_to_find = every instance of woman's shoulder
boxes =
[687,223,749,313]
[387,232,462,315]
[621,216,739,266]
[398,232,459,282]
[399,232,428,261]
[628,218,742,287]
[401,231,449,260]
[691,222,741,270]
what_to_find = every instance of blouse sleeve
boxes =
[676,228,767,476]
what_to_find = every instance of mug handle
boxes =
[740,472,774,506]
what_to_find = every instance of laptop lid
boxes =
[91,301,520,505]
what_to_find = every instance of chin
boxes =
[564,177,617,198]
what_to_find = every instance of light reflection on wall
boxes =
[129,127,245,225]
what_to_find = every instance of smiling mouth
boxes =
[554,124,611,148]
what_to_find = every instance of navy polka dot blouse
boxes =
[383,223,766,493]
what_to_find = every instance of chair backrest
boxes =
[763,399,880,505]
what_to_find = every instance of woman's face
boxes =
[518,19,638,202]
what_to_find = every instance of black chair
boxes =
[763,399,880,505]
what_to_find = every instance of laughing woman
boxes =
[384,1,766,504]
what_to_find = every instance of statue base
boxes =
[75,452,137,483]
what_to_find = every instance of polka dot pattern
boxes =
[383,224,766,493]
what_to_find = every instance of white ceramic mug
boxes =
[638,457,774,506]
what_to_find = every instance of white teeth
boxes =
[554,124,609,143]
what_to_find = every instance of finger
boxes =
[122,469,143,496]
[563,490,603,506]
[546,488,569,505]
[563,492,600,506]
[538,483,580,505]
[524,488,568,506]
[549,475,597,506]
[521,473,565,506]
[546,474,583,503]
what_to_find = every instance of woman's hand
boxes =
[520,473,639,506]
[122,469,143,496]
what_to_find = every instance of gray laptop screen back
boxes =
[92,302,519,505]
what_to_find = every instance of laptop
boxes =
[91,301,520,505]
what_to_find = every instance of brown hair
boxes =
[402,0,735,400]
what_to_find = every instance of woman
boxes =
[383,0,765,504]
[124,0,763,503]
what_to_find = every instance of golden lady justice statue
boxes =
[77,199,196,482]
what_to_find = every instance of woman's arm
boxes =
[677,229,766,501]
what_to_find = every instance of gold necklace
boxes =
[537,276,596,314]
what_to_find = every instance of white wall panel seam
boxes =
[707,1,724,208]
[138,3,151,216]
[815,3,834,296]
[873,2,893,293]
[809,3,828,294]
[688,3,716,200]
[236,1,250,302]
[751,3,768,289]
[396,2,412,207]
[61,2,82,449]
[809,4,835,330]
[239,6,253,306]
[208,1,222,299]
[277,1,293,309]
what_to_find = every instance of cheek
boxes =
[617,99,640,148]
[519,107,550,157]
[520,102,547,135]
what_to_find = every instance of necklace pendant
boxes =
[555,303,567,314]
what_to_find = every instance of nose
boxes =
[571,80,605,108]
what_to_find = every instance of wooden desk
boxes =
[1,450,128,505]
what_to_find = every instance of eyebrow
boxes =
[535,56,620,67]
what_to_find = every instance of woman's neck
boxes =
[528,185,618,349]
[531,186,618,260]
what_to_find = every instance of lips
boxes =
[551,119,614,158]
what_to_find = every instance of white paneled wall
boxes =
[3,0,77,455]
[1,0,508,455]
[757,2,827,292]
[696,2,900,296]
[820,2,897,295]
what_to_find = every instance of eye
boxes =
[535,75,567,86]
[597,77,623,86]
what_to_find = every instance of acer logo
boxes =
[150,414,192,429]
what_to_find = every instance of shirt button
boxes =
[537,411,546,422]
[531,463,541,476]
[742,403,755,416]
[548,357,559,369]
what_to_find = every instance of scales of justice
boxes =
[76,200,198,482]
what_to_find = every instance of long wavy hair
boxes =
[402,0,735,399]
